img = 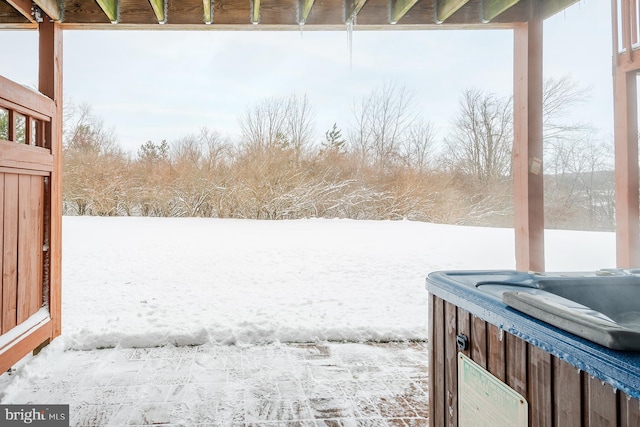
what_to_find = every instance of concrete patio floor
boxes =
[0,341,429,426]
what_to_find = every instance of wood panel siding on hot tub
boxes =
[427,270,640,427]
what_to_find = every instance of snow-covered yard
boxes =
[0,217,616,424]
[59,216,615,350]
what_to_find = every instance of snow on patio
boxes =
[0,217,615,425]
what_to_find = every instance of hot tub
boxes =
[426,270,640,427]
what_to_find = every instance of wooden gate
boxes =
[0,74,57,372]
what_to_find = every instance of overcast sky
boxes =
[1,0,610,153]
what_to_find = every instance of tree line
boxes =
[10,77,613,230]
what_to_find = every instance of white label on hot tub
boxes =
[458,352,528,427]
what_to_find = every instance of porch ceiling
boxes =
[1,0,578,30]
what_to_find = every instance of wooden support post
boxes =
[513,18,544,272]
[613,69,639,268]
[612,0,640,268]
[38,18,62,338]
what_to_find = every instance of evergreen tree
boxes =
[0,110,25,142]
[137,140,169,163]
[0,110,7,140]
[322,123,346,153]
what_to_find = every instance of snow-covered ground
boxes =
[0,217,617,423]
[60,216,615,350]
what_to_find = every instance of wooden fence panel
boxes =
[0,140,54,172]
[3,173,45,329]
[0,173,3,333]
[30,175,44,312]
[0,66,56,374]
[17,174,31,324]
[17,174,44,323]
[3,173,19,333]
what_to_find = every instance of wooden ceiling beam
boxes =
[390,0,419,24]
[298,0,314,24]
[482,0,520,22]
[34,0,61,20]
[0,0,581,26]
[541,0,579,19]
[203,0,212,24]
[5,0,36,23]
[95,0,118,22]
[148,0,165,23]
[251,0,259,23]
[435,0,470,23]
[345,0,368,23]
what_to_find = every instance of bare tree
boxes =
[442,89,513,182]
[539,75,614,229]
[199,127,232,170]
[64,103,119,154]
[132,140,174,216]
[349,82,417,170]
[543,74,590,141]
[168,130,232,217]
[400,120,436,173]
[238,93,314,158]
[286,93,315,160]
[239,96,288,154]
[544,133,614,229]
[63,103,129,216]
